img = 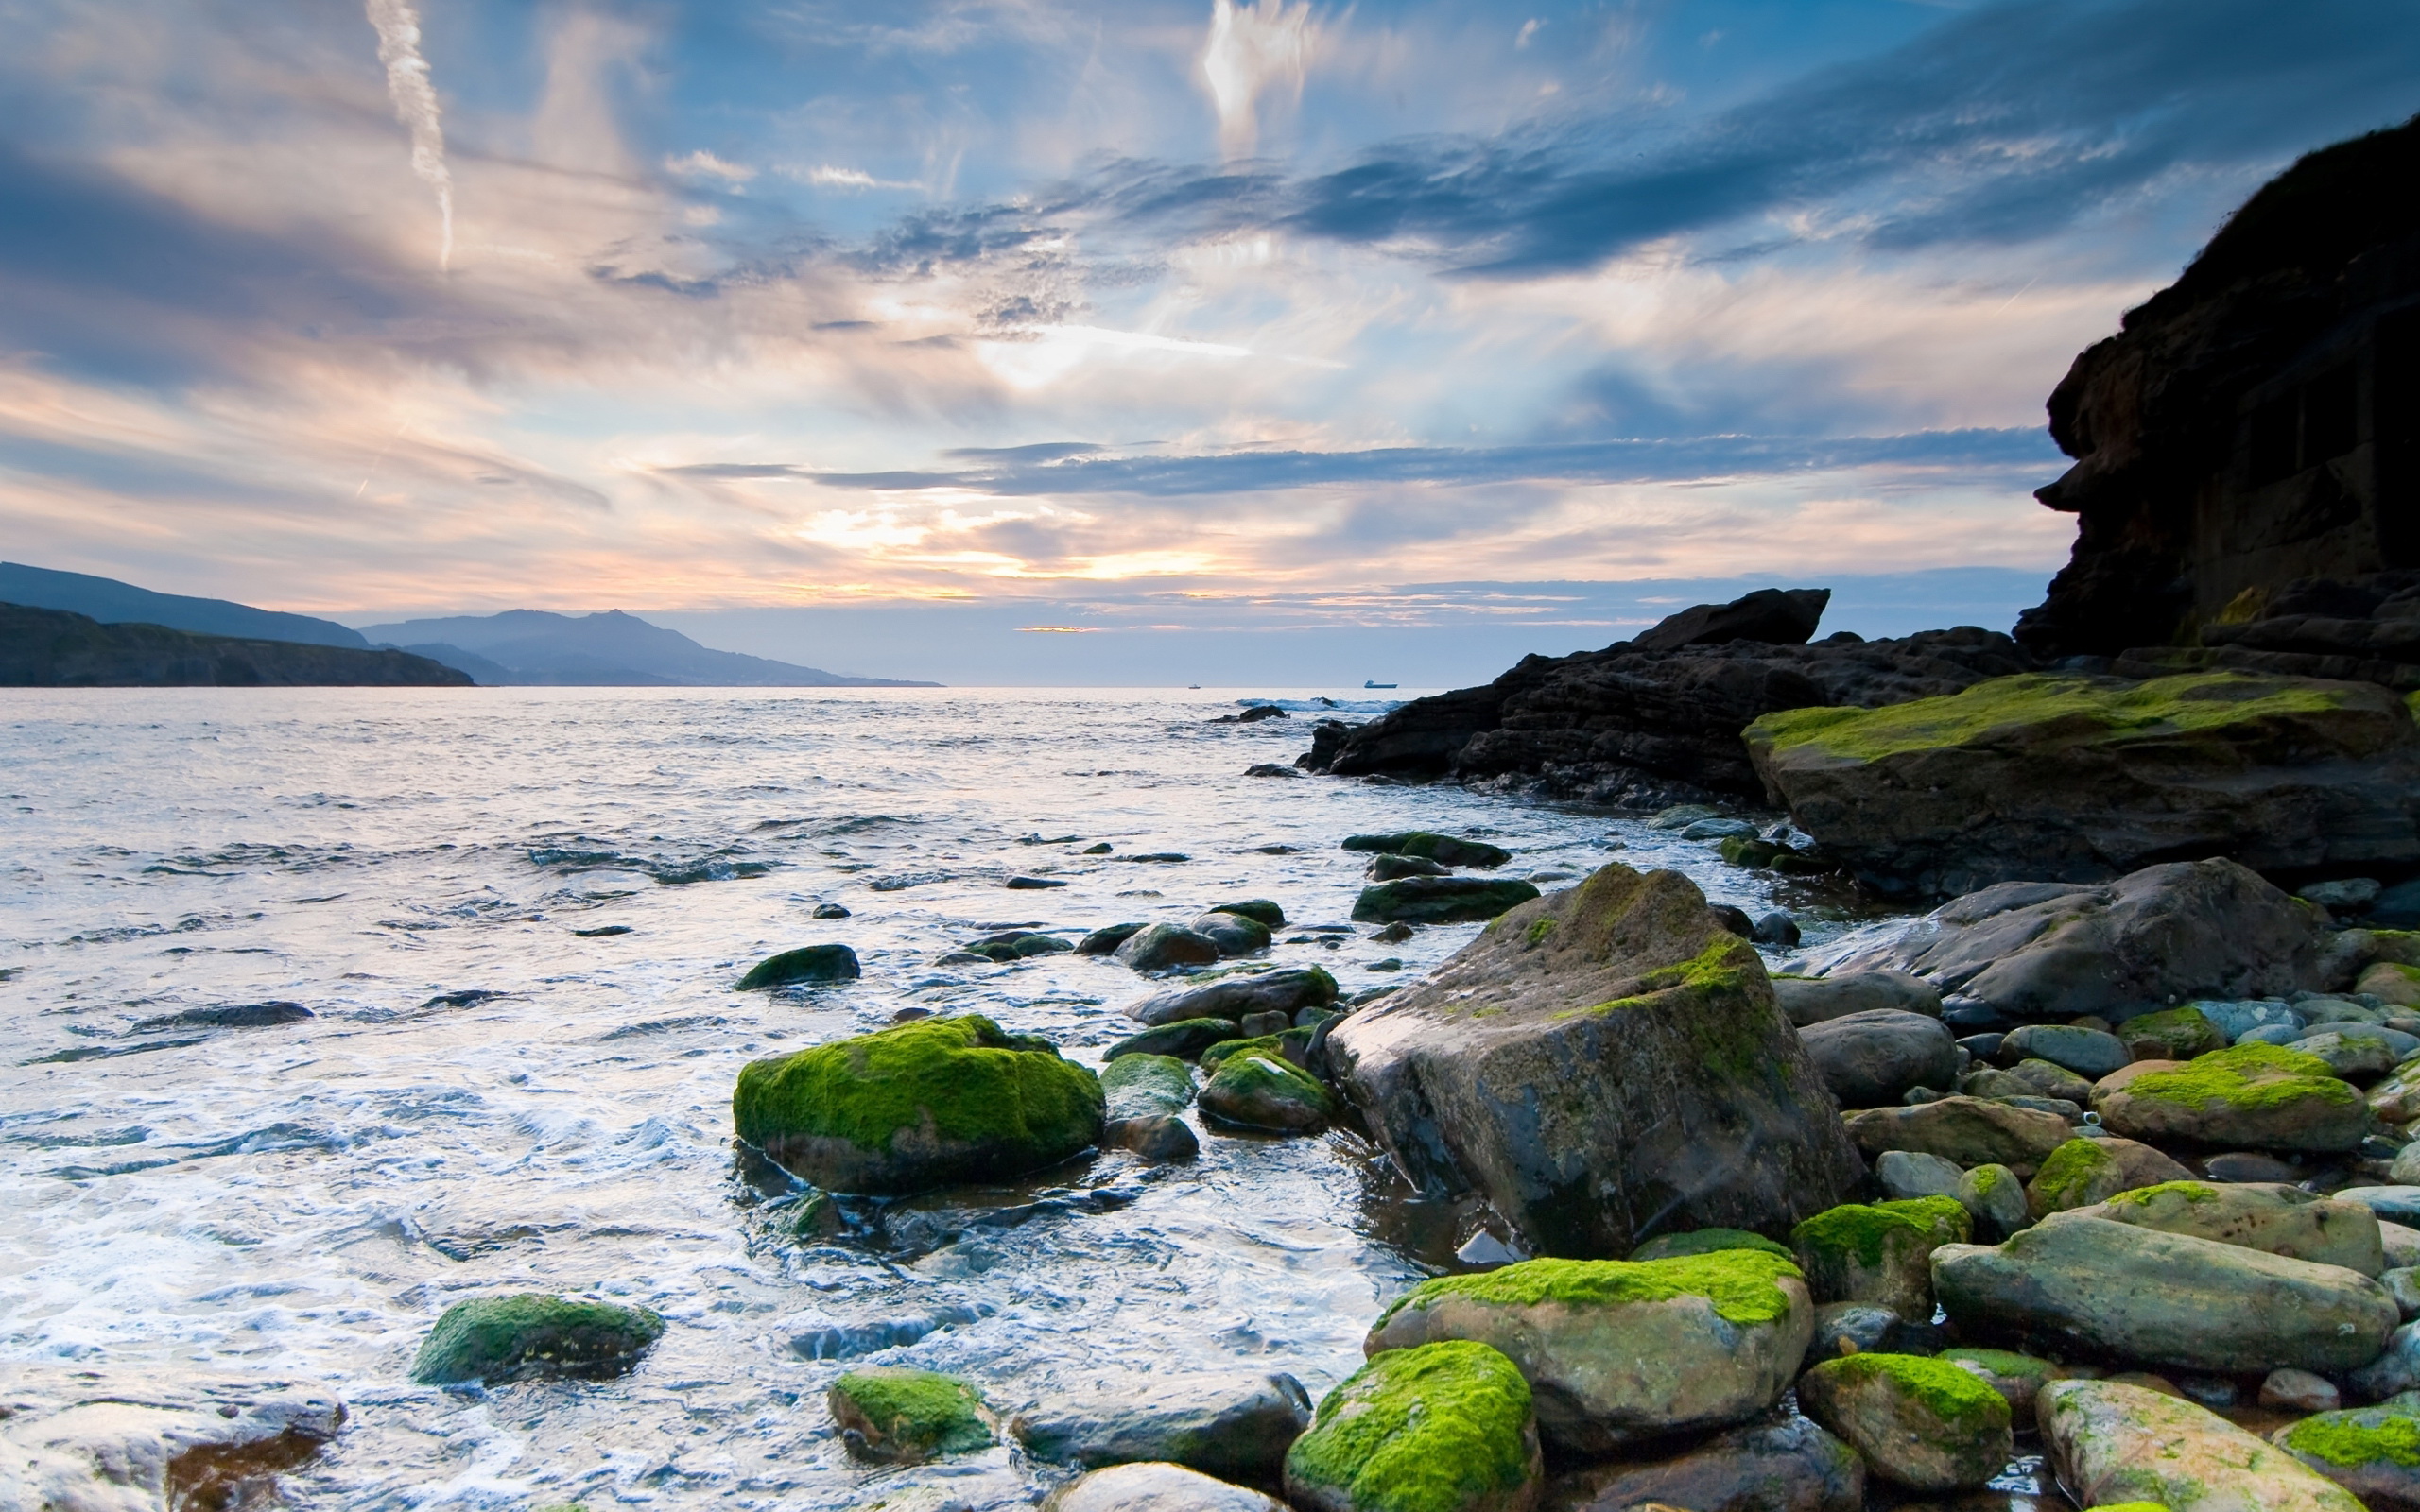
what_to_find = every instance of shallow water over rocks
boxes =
[3,687,1921,1511]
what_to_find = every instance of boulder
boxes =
[1210,900,1287,928]
[2270,1407,2420,1510]
[1958,1163,2031,1240]
[1115,924,1223,971]
[1806,860,2332,1022]
[1198,1053,1335,1133]
[2120,1005,2228,1061]
[1771,972,1943,1027]
[1371,852,1450,880]
[409,1294,664,1385]
[1079,922,1147,954]
[0,1366,346,1512]
[1625,1228,1794,1263]
[2001,1023,2132,1078]
[1105,1115,1199,1161]
[1342,833,1513,868]
[1874,1150,1965,1203]
[1284,1342,1541,1512]
[1633,587,1831,652]
[2336,1187,2420,1227]
[1745,671,2420,897]
[1352,877,1541,925]
[2007,1057,2097,1105]
[1013,1372,1312,1483]
[2026,1137,2195,1218]
[1326,864,1863,1258]
[2039,1379,2364,1512]
[2058,1180,2385,1274]
[1799,1010,1959,1108]
[1932,1215,2398,1373]
[2093,1042,2368,1152]
[1795,1352,2013,1491]
[736,943,860,988]
[1364,1252,1814,1455]
[1841,1096,2073,1177]
[2289,1027,2403,1078]
[1127,967,1338,1027]
[732,1015,1105,1194]
[1543,1414,1862,1512]
[1100,1055,1194,1122]
[1046,1463,1287,1512]
[828,1367,996,1464]
[1190,912,1272,956]
[1789,1197,1970,1316]
[1939,1347,2066,1417]
[1105,1019,1244,1062]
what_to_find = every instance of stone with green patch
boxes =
[2120,1006,2226,1062]
[827,1367,995,1464]
[1198,1027,1314,1074]
[2094,1042,2368,1152]
[1098,1053,1194,1122]
[1210,899,1287,928]
[1796,1352,2013,1491]
[732,1014,1104,1194]
[2273,1404,2420,1511]
[1283,1341,1540,1512]
[1198,1052,1335,1132]
[1959,1161,2032,1240]
[1940,1347,2065,1415]
[1364,1251,1812,1455]
[1842,1094,2074,1177]
[2042,1379,2363,1511]
[410,1294,665,1386]
[2056,1180,2384,1275]
[1790,1196,1971,1316]
[1627,1228,1794,1263]
[2028,1138,2128,1218]
[1351,877,1540,925]
[1341,833,1513,869]
[736,943,860,988]
[1103,1018,1243,1063]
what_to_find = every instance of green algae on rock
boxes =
[1198,1052,1334,1132]
[1351,876,1540,925]
[1790,1196,1971,1316]
[732,1014,1104,1194]
[1796,1352,2013,1491]
[2068,1180,2386,1275]
[2119,1005,2226,1061]
[2042,1379,2363,1512]
[410,1294,665,1385]
[1098,1053,1194,1122]
[2095,1042,2367,1152]
[1939,1347,2066,1415]
[735,943,860,988]
[1626,1228,1794,1263]
[1365,1252,1812,1455]
[2028,1138,2128,1218]
[2273,1405,2420,1511]
[828,1366,995,1464]
[1283,1340,1540,1512]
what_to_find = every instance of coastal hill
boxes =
[359,609,938,687]
[0,603,470,686]
[0,561,372,648]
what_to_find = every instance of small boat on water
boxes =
[1363,679,1397,689]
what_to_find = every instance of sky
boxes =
[1,0,2414,682]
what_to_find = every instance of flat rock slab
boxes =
[1841,1095,2073,1177]
[1013,1371,1312,1483]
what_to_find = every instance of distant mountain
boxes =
[357,609,938,686]
[0,562,370,648]
[0,603,470,687]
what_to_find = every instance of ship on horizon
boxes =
[1363,679,1396,689]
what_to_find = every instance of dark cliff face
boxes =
[2017,113,2420,658]
[0,603,475,687]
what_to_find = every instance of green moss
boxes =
[410,1294,665,1385]
[1098,1053,1192,1118]
[1809,1352,2011,1435]
[1204,1051,1334,1110]
[1199,1028,1311,1073]
[1938,1347,2057,1383]
[1378,1250,1804,1332]
[2105,1179,2221,1209]
[2281,1408,2420,1469]
[1558,934,1764,1084]
[1284,1341,1534,1512]
[1747,670,2366,765]
[2124,1042,2360,1112]
[2120,1006,2222,1057]
[1968,1165,2006,1196]
[1791,1197,1970,1268]
[1627,1228,1795,1263]
[830,1367,994,1456]
[2028,1139,2116,1211]
[731,1014,1103,1158]
[1524,918,1555,946]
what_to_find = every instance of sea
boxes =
[0,687,1969,1511]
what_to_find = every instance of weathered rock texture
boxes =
[1325,862,1864,1258]
[0,1366,345,1512]
[2016,114,2420,660]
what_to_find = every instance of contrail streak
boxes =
[364,0,454,271]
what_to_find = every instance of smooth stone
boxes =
[2093,1043,2370,1152]
[2350,1319,2420,1399]
[2261,1367,2344,1413]
[811,902,852,919]
[1126,967,1340,1027]
[1543,1414,1862,1512]
[1046,1463,1288,1512]
[1103,1115,1199,1161]
[2375,1060,2420,1124]
[1876,1150,1966,1203]
[1340,832,1513,868]
[2057,1179,2384,1275]
[2205,1150,2303,1182]
[2360,959,2420,1007]
[1283,1342,1541,1512]
[1772,972,1944,1027]
[1014,1372,1312,1483]
[1791,1196,1970,1317]
[1008,875,1068,889]
[2336,1186,2420,1225]
[1209,900,1286,928]
[2009,1057,2097,1104]
[1371,852,1450,880]
[1099,1055,1194,1122]
[1795,1352,2013,1491]
[1932,1215,2398,1374]
[1940,1346,2066,1416]
[409,1294,665,1385]
[1115,924,1223,972]
[1365,1252,1813,1456]
[1197,1054,1334,1133]
[1238,1009,1291,1039]
[1079,922,1148,954]
[1958,1162,2031,1241]
[2039,1379,2363,1511]
[2272,1406,2420,1511]
[1810,1301,1899,1361]
[2289,1029,2403,1078]
[828,1367,996,1464]
[2388,1221,2420,1269]
[1753,911,1802,948]
[2025,1136,2194,1219]
[1350,876,1541,925]
[1682,817,1760,840]
[1104,1019,1244,1063]
[1842,1095,2074,1177]
[2194,997,2307,1042]
[1801,1010,1960,1109]
[2119,1005,2228,1061]
[735,943,860,988]
[2001,1023,2133,1078]
[1190,911,1273,956]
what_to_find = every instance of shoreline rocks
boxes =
[828,1367,997,1464]
[2040,1379,2363,1511]
[1284,1341,1542,1512]
[410,1293,664,1385]
[1795,1352,2012,1491]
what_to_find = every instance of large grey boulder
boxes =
[1806,858,2332,1022]
[1125,967,1338,1027]
[1544,1413,1862,1512]
[2039,1379,2364,1512]
[1326,863,1864,1257]
[1745,669,2420,897]
[1799,1010,1959,1108]
[1771,972,1942,1026]
[1933,1214,2398,1374]
[2060,1180,2385,1276]
[1013,1373,1312,1484]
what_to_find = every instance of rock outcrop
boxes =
[0,601,474,687]
[2016,113,2420,661]
[1325,862,1863,1258]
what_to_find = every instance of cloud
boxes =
[666,149,756,184]
[1201,0,1320,159]
[362,0,454,271]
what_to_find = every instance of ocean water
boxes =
[1,687,1902,1511]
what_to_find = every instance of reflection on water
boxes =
[0,687,1892,1510]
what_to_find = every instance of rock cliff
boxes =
[0,602,473,686]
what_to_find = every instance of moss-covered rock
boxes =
[2094,1042,2368,1152]
[1351,877,1540,925]
[735,943,859,989]
[409,1294,664,1385]
[1191,911,1273,955]
[1939,1347,2066,1415]
[1341,833,1513,869]
[2360,960,2420,1008]
[1198,1028,1314,1074]
[1099,1053,1194,1122]
[1210,899,1287,928]
[1198,1052,1334,1132]
[1790,1197,1970,1316]
[1104,1018,1243,1063]
[1842,1094,2074,1177]
[1626,1228,1794,1263]
[2043,1379,2364,1511]
[2028,1138,2128,1218]
[827,1367,995,1464]
[1959,1161,2032,1240]
[2273,1405,2420,1511]
[1796,1352,2013,1491]
[2061,1180,2386,1275]
[1364,1252,1812,1455]
[1282,1341,1540,1512]
[1115,923,1223,971]
[1744,670,2420,897]
[2119,1006,2226,1061]
[732,1014,1104,1194]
